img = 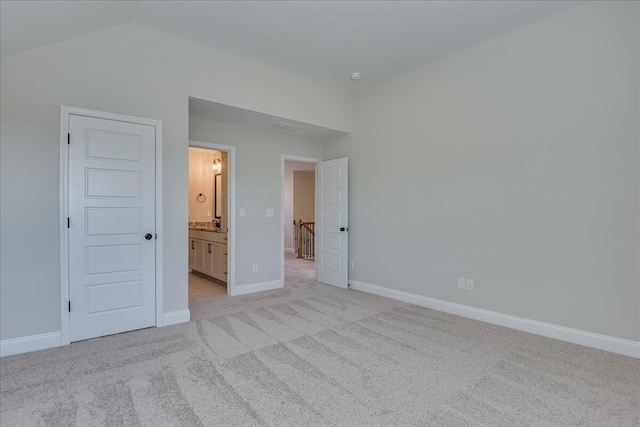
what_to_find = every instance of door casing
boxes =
[60,106,164,346]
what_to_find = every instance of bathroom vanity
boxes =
[188,229,227,283]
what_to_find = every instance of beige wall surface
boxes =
[0,24,350,341]
[284,172,294,251]
[293,171,315,225]
[325,1,640,341]
[188,148,220,223]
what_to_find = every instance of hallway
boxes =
[284,251,315,287]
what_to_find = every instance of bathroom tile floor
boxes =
[188,272,227,301]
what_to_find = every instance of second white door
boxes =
[316,157,348,288]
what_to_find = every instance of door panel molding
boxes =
[60,106,163,346]
[316,157,348,288]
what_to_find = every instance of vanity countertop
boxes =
[188,221,226,233]
[189,227,226,233]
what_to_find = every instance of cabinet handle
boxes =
[208,243,212,254]
[223,253,227,256]
[191,240,195,250]
[224,237,227,241]
[223,272,227,275]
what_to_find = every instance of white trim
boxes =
[162,310,191,326]
[155,120,164,332]
[232,280,282,296]
[350,280,640,359]
[280,155,321,287]
[59,108,70,345]
[60,106,164,345]
[285,247,295,254]
[188,140,236,297]
[1,332,62,357]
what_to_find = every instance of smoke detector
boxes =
[351,72,361,81]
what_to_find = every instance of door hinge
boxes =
[68,301,71,312]
[67,133,70,144]
[67,217,70,228]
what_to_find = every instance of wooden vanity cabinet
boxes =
[188,230,227,283]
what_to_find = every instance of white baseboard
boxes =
[2,311,192,357]
[1,331,62,357]
[285,247,295,254]
[232,280,283,296]
[161,309,191,327]
[349,280,640,359]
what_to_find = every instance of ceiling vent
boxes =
[273,122,303,131]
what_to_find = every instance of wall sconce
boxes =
[212,158,221,171]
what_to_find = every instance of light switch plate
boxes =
[458,277,466,290]
[266,209,274,217]
[239,208,246,217]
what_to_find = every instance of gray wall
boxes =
[189,117,324,286]
[325,1,640,341]
[0,24,350,341]
[1,1,638,346]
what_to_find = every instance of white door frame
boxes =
[189,140,236,296]
[59,105,164,346]
[280,154,322,286]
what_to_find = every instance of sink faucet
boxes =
[212,219,221,228]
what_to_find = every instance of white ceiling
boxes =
[0,1,137,57]
[2,1,585,91]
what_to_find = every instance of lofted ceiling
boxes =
[2,1,585,92]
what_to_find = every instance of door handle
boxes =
[145,233,153,240]
[340,227,349,232]
[208,243,212,254]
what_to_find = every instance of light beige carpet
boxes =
[1,256,639,426]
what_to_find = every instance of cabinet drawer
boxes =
[188,230,227,243]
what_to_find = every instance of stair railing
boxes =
[294,219,315,260]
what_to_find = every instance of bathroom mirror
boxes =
[214,174,222,218]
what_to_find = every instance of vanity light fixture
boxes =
[212,158,221,171]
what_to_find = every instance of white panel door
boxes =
[68,115,156,342]
[316,157,348,288]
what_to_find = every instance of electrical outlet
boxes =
[465,279,474,291]
[239,208,246,217]
[350,260,354,269]
[266,209,274,217]
[458,277,466,290]
[252,263,258,272]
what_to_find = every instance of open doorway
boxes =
[283,157,320,287]
[188,146,232,300]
